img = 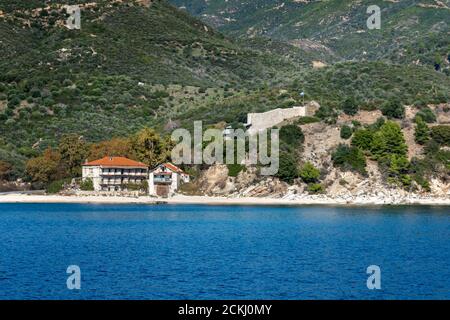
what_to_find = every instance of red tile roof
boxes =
[163,163,185,173]
[83,157,148,168]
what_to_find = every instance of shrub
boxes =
[342,97,359,116]
[386,154,411,187]
[276,152,298,183]
[340,125,353,139]
[299,162,320,183]
[295,116,320,125]
[332,144,367,175]
[371,121,408,159]
[279,124,304,148]
[30,88,41,98]
[351,129,374,151]
[80,178,94,191]
[431,125,450,146]
[415,107,436,123]
[414,116,430,145]
[409,157,431,192]
[315,105,337,124]
[381,99,405,119]
[46,179,66,194]
[227,164,244,177]
[7,96,20,108]
[307,183,325,194]
[352,120,362,128]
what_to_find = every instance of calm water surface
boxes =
[0,203,449,299]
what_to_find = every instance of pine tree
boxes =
[414,116,430,145]
[371,121,408,159]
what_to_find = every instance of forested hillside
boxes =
[0,0,303,176]
[0,0,449,195]
[171,0,450,71]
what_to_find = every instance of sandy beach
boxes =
[0,193,449,206]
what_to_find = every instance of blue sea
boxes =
[0,203,449,300]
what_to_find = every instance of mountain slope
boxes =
[170,0,450,70]
[0,0,449,180]
[177,61,450,126]
[0,0,302,87]
[0,0,307,173]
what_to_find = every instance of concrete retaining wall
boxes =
[247,106,306,134]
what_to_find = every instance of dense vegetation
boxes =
[171,0,450,73]
[0,0,449,195]
[0,0,303,176]
[25,127,171,189]
[328,117,450,191]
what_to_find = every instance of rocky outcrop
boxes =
[239,177,288,198]
[193,104,450,202]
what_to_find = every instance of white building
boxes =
[82,156,148,192]
[245,106,306,135]
[149,163,190,197]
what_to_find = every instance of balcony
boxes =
[101,170,148,176]
[153,177,172,184]
[101,178,145,185]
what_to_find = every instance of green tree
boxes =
[47,179,69,194]
[381,99,405,119]
[340,125,353,140]
[351,129,374,151]
[431,125,450,146]
[414,116,430,145]
[371,121,408,159]
[387,154,411,187]
[299,162,320,183]
[80,178,94,191]
[332,144,367,176]
[307,183,324,194]
[58,134,89,177]
[342,97,359,116]
[315,105,337,124]
[130,128,171,168]
[280,124,304,148]
[276,152,298,183]
[415,107,436,123]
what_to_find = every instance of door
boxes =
[156,184,170,197]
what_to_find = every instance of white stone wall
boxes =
[148,173,155,196]
[82,165,102,191]
[171,172,178,195]
[247,106,306,135]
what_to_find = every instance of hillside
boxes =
[170,0,450,71]
[177,61,450,126]
[0,0,449,196]
[190,103,450,201]
[0,0,305,175]
[0,0,303,86]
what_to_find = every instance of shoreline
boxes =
[0,194,450,207]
